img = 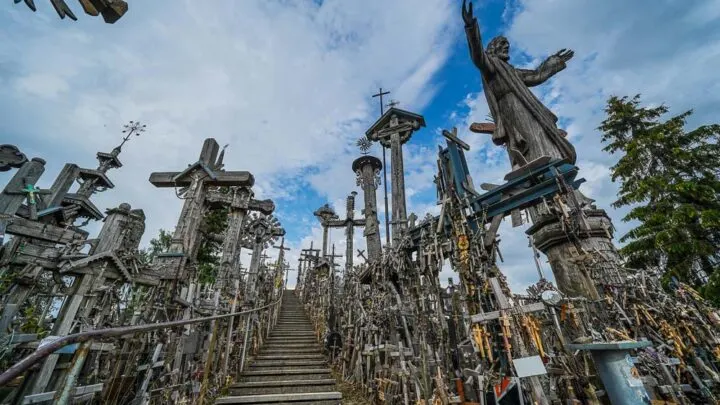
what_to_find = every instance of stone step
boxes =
[270,326,315,335]
[262,347,321,353]
[229,379,336,395]
[268,334,316,339]
[265,339,318,344]
[255,354,325,360]
[250,359,327,367]
[216,392,342,404]
[270,329,315,333]
[262,347,321,354]
[263,342,319,347]
[239,368,332,382]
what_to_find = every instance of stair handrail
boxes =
[0,290,285,387]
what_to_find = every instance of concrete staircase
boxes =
[217,291,341,404]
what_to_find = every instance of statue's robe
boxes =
[477,49,577,168]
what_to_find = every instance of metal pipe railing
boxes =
[0,290,284,388]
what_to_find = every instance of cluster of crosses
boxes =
[0,131,290,404]
[296,88,720,404]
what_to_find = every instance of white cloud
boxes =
[451,0,720,292]
[14,73,70,99]
[1,0,457,259]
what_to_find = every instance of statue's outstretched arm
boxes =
[520,49,574,87]
[463,0,493,72]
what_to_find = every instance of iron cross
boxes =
[372,87,391,116]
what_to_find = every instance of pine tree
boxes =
[598,95,720,291]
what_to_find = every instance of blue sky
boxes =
[2,0,720,291]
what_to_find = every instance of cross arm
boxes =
[149,170,254,188]
[248,199,275,215]
[470,302,546,323]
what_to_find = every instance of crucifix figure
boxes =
[462,0,576,169]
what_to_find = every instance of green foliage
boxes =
[138,199,229,285]
[138,229,173,264]
[196,204,229,285]
[599,95,720,290]
[19,305,48,337]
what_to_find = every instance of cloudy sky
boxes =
[2,0,719,291]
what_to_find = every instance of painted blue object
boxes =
[409,139,588,245]
[55,343,79,354]
[568,341,652,405]
[438,138,584,223]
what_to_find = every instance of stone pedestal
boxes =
[527,205,620,299]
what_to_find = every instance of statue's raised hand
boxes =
[462,0,476,27]
[553,49,575,63]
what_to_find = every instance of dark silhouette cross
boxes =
[372,87,391,116]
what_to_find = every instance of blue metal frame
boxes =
[410,138,586,245]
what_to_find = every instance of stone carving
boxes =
[0,145,28,172]
[462,0,576,168]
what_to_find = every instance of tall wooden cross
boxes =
[273,238,291,288]
[371,87,392,245]
[325,193,366,277]
[148,138,254,280]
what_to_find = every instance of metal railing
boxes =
[0,289,284,402]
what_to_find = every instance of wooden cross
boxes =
[149,139,254,279]
[470,278,546,323]
[148,138,253,188]
[469,277,549,403]
[442,127,470,151]
[356,249,367,263]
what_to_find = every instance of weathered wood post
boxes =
[352,155,383,262]
[366,108,425,245]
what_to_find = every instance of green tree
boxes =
[598,95,720,291]
[138,229,172,263]
[196,205,229,285]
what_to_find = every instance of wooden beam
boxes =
[4,216,83,244]
[148,171,254,188]
[22,383,103,404]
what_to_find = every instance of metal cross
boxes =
[372,87,391,116]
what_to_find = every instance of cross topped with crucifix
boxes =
[366,107,425,245]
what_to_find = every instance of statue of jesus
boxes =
[462,0,577,168]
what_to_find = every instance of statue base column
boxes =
[527,208,619,300]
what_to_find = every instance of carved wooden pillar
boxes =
[353,155,383,262]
